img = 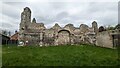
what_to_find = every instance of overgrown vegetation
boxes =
[2,44,118,66]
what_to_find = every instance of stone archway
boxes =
[57,30,70,45]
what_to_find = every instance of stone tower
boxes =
[19,7,31,43]
[92,21,98,34]
[20,7,31,30]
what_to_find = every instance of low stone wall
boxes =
[96,31,113,48]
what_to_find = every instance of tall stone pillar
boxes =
[20,7,31,30]
[39,32,43,46]
[92,21,98,34]
[54,32,58,46]
[19,7,31,45]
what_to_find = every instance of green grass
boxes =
[2,44,118,66]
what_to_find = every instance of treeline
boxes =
[1,30,18,37]
[99,24,120,32]
[1,30,11,36]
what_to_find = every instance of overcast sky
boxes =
[0,0,118,34]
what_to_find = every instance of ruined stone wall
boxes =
[79,24,89,34]
[19,7,117,49]
[96,31,113,48]
[64,24,75,33]
[57,30,70,45]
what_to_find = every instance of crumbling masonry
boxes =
[19,7,119,48]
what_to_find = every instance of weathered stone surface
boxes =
[96,31,113,48]
[52,23,61,29]
[57,30,70,45]
[64,24,75,33]
[79,24,89,33]
[92,21,98,34]
[51,23,62,32]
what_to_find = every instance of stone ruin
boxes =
[19,7,119,48]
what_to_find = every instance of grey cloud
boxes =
[50,2,67,9]
[1,21,19,33]
[1,2,118,34]
[55,11,69,20]
[2,22,13,28]
[2,3,21,19]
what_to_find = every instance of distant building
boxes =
[10,31,19,45]
[1,31,19,45]
[1,34,10,45]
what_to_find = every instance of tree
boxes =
[2,30,8,36]
[114,24,120,29]
[2,30,12,36]
[107,25,115,30]
[8,31,11,36]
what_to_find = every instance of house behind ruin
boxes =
[19,7,119,48]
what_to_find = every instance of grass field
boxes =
[2,44,118,66]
